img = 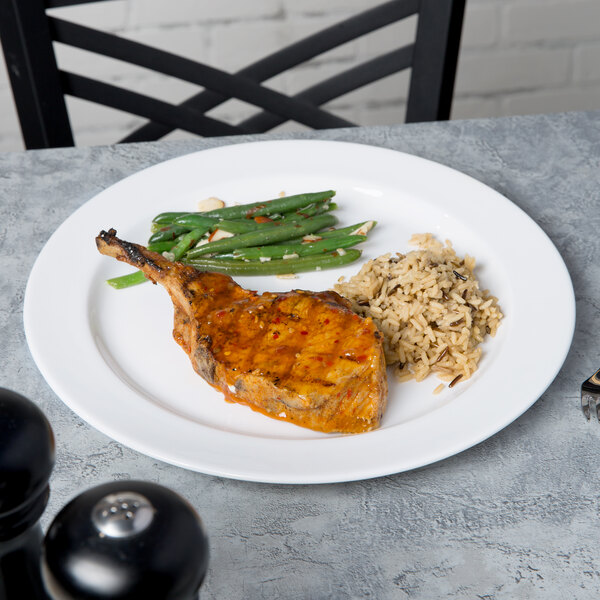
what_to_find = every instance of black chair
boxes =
[0,0,465,150]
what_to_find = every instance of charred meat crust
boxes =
[192,344,217,384]
[97,228,163,273]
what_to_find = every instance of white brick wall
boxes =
[0,0,599,152]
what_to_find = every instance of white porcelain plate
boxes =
[24,140,575,484]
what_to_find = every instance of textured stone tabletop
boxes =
[1,112,599,598]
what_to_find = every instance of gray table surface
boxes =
[1,111,599,599]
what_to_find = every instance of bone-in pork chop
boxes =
[96,229,387,433]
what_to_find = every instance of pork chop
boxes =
[96,229,388,433]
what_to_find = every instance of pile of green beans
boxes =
[107,190,376,289]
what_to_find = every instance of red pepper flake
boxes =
[324,318,330,325]
[273,317,281,324]
[326,361,333,367]
[356,355,367,362]
[346,390,352,398]
[216,310,227,318]
[315,356,323,362]
[300,330,308,335]
[272,333,279,340]
[334,340,339,344]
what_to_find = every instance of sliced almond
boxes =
[197,196,225,212]
[208,228,235,242]
[282,253,299,260]
[302,234,322,243]
[350,220,375,236]
[259,256,272,262]
[336,248,347,256]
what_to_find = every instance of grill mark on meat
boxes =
[304,378,336,387]
[341,354,363,363]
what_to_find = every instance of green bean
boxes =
[279,220,376,245]
[176,200,338,235]
[169,227,211,260]
[147,240,180,253]
[148,224,190,244]
[152,217,334,256]
[216,206,339,234]
[172,209,331,234]
[320,221,375,236]
[178,217,299,236]
[209,219,271,234]
[108,188,378,288]
[207,190,335,219]
[171,213,223,229]
[217,234,366,261]
[207,202,339,234]
[153,211,189,224]
[185,214,338,259]
[153,209,287,229]
[107,270,148,289]
[232,202,337,229]
[190,190,335,220]
[279,201,337,221]
[153,194,336,228]
[184,249,361,276]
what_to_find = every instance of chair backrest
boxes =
[0,0,465,150]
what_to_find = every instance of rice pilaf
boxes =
[334,233,503,388]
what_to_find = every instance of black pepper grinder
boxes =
[42,480,210,599]
[0,387,55,600]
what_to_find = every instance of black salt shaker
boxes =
[42,480,210,599]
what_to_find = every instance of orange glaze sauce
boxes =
[202,292,374,390]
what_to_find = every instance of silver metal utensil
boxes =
[582,368,600,420]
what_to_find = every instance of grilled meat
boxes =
[96,229,388,433]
